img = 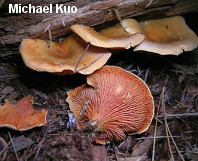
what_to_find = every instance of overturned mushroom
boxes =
[66,66,154,144]
[70,24,145,49]
[0,96,48,131]
[20,34,111,75]
[121,16,198,55]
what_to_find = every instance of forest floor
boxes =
[0,14,198,161]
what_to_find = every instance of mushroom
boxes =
[70,24,145,49]
[0,96,48,131]
[20,34,111,75]
[66,66,154,144]
[121,16,198,55]
[100,23,130,38]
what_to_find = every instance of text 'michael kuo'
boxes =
[9,4,78,14]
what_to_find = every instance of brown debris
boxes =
[10,135,34,152]
[91,145,109,161]
[132,125,165,157]
[36,131,93,161]
[0,137,7,161]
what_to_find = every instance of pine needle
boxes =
[8,132,20,161]
[74,43,90,72]
[166,123,185,161]
[151,98,159,161]
[161,87,175,161]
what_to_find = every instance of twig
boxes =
[61,18,65,26]
[158,112,198,118]
[124,136,131,161]
[162,87,175,161]
[137,65,143,76]
[112,9,122,23]
[151,95,160,161]
[146,0,154,8]
[16,79,25,97]
[0,141,10,159]
[44,24,52,41]
[170,69,195,76]
[144,67,150,83]
[196,51,198,73]
[74,43,90,72]
[135,135,182,140]
[166,123,185,161]
[34,129,48,159]
[76,55,104,73]
[0,40,5,46]
[125,64,133,71]
[8,132,20,161]
[113,142,119,161]
[0,74,19,79]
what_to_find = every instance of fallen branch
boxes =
[1,0,198,47]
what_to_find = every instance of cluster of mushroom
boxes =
[19,23,145,75]
[20,16,198,76]
[18,16,198,144]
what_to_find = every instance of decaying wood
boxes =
[0,0,198,56]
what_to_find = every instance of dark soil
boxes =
[0,13,198,161]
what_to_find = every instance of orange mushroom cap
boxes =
[20,34,111,75]
[66,66,154,144]
[100,23,131,38]
[0,96,48,131]
[121,16,198,55]
[70,24,145,49]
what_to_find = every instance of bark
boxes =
[0,0,198,56]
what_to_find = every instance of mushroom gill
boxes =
[66,66,154,144]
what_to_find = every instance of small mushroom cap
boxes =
[121,16,198,55]
[66,66,154,144]
[100,23,131,38]
[121,19,144,34]
[20,34,111,75]
[0,96,48,131]
[70,24,145,49]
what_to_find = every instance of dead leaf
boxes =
[91,145,109,161]
[178,72,186,83]
[132,125,164,157]
[10,135,34,152]
[0,137,7,161]
[185,85,198,98]
[0,86,14,100]
[119,155,146,161]
[185,147,198,161]
[0,96,48,131]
